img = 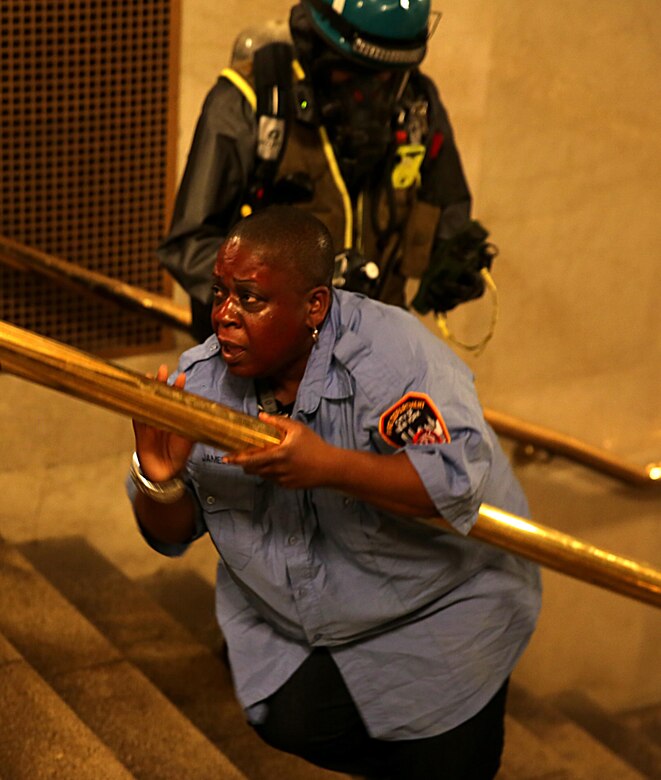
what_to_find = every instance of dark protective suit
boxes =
[158,43,474,340]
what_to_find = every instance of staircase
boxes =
[0,536,658,780]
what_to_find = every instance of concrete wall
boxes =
[1,0,659,714]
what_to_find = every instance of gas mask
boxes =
[314,63,406,188]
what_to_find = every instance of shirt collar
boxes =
[295,291,353,414]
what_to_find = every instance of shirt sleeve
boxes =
[405,430,492,535]
[125,471,208,558]
[370,325,494,535]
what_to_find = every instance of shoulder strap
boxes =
[219,67,257,110]
[252,42,293,165]
[228,42,295,213]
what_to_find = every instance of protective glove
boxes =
[411,220,497,314]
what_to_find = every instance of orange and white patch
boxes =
[378,392,451,449]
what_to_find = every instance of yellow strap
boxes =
[225,58,353,246]
[219,67,257,111]
[318,125,353,250]
[293,59,353,250]
[435,268,499,357]
[221,68,257,218]
[222,60,304,109]
[355,192,365,255]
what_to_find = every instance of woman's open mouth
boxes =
[219,341,247,363]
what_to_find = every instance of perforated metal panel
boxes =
[0,0,179,355]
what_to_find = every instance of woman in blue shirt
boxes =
[129,205,541,779]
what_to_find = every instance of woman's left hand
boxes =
[223,412,337,489]
[225,413,440,518]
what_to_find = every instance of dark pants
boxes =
[252,648,509,779]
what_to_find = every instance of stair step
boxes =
[0,631,135,779]
[114,547,628,780]
[552,691,661,780]
[19,536,348,780]
[498,714,576,778]
[138,564,650,780]
[507,681,647,779]
[621,701,661,750]
[0,540,246,780]
[20,536,645,780]
[138,566,224,654]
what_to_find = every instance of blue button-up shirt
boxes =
[131,290,541,739]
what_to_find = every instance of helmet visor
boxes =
[305,0,429,68]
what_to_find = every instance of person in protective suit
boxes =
[159,0,494,342]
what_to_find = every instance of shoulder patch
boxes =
[379,392,451,448]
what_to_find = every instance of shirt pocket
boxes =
[194,463,258,571]
[312,488,380,562]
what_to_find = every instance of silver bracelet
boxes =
[130,452,186,504]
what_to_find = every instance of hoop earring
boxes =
[311,326,319,345]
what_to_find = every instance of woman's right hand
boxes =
[132,364,195,482]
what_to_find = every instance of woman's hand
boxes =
[132,364,195,482]
[226,412,440,519]
[223,412,337,489]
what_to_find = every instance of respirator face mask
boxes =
[314,61,408,185]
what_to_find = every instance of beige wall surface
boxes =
[1,0,659,715]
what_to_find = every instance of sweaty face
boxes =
[211,236,313,382]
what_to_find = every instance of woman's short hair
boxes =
[227,205,335,289]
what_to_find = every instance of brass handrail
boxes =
[1,319,659,609]
[0,235,192,333]
[484,408,660,488]
[1,236,659,488]
[0,319,277,452]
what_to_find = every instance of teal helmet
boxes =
[301,0,430,69]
